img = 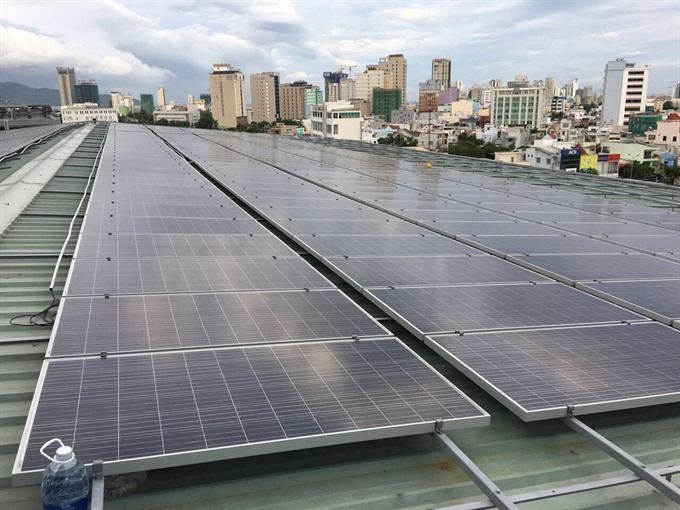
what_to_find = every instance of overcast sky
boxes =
[1,0,678,104]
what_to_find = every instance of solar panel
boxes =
[277,219,426,237]
[592,235,680,256]
[576,280,680,325]
[512,211,622,223]
[48,289,392,357]
[80,216,267,235]
[324,255,548,290]
[73,234,296,259]
[364,283,644,338]
[509,253,680,285]
[258,207,389,221]
[14,338,490,484]
[553,222,673,237]
[296,235,480,258]
[422,221,562,237]
[425,323,680,421]
[64,257,333,297]
[458,235,626,256]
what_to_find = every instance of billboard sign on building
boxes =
[579,154,598,173]
[560,148,582,170]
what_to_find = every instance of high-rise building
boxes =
[140,94,155,114]
[601,59,650,127]
[250,72,280,123]
[372,89,402,121]
[56,67,76,106]
[187,94,195,105]
[323,71,348,102]
[490,85,546,128]
[280,81,322,120]
[74,80,99,104]
[431,58,451,90]
[355,67,392,106]
[545,77,557,98]
[209,63,247,128]
[339,78,356,101]
[564,78,579,99]
[377,54,407,106]
[156,87,167,108]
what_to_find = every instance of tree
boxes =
[447,132,508,159]
[377,133,418,147]
[195,110,218,129]
[620,161,656,181]
[662,100,677,111]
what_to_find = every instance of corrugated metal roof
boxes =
[0,127,678,509]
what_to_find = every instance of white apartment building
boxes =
[490,86,546,128]
[601,59,650,128]
[153,108,200,125]
[61,103,118,123]
[156,87,167,108]
[311,101,362,141]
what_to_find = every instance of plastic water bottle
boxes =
[40,438,89,510]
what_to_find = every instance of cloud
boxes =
[0,26,72,66]
[0,0,677,100]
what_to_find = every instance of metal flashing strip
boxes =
[13,338,489,486]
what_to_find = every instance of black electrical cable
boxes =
[9,297,59,327]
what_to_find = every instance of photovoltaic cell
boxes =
[64,257,333,296]
[324,256,547,289]
[365,283,643,338]
[425,323,680,421]
[15,339,489,481]
[48,290,392,357]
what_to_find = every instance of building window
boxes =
[536,157,541,163]
[333,125,338,134]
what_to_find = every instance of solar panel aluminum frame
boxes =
[424,326,680,422]
[13,338,490,486]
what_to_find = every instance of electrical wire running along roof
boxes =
[0,124,67,159]
[14,338,488,485]
[425,322,680,421]
[14,124,489,486]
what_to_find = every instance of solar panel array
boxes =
[147,127,679,424]
[14,125,488,484]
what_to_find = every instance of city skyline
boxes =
[1,0,678,103]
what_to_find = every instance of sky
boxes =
[1,0,678,104]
